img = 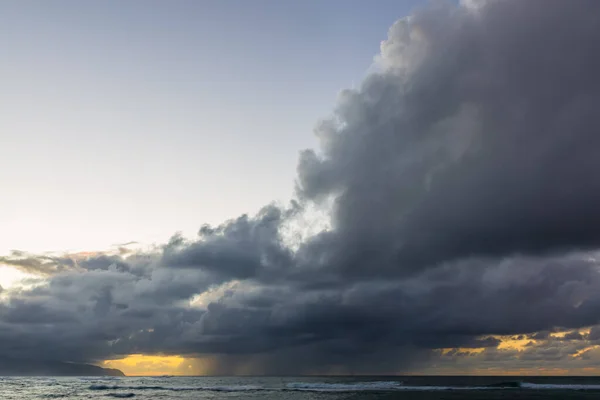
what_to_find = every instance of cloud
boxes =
[298,0,600,273]
[3,0,600,374]
[0,251,75,275]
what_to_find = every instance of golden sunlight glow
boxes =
[572,345,600,358]
[492,328,592,351]
[551,327,592,338]
[495,335,535,351]
[440,347,485,355]
[580,327,592,335]
[103,354,190,376]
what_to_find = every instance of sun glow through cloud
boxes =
[103,354,190,376]
[0,266,34,289]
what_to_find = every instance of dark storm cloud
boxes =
[162,203,298,282]
[3,0,600,374]
[297,0,600,273]
[530,332,551,341]
[561,331,585,341]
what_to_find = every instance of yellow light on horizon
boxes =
[103,354,189,376]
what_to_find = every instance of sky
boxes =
[4,0,600,377]
[0,0,414,254]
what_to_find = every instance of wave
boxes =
[89,384,264,392]
[286,381,405,391]
[479,381,600,390]
[106,394,135,399]
[88,381,600,393]
[485,381,522,388]
[285,381,600,392]
[520,382,600,390]
[79,376,122,382]
[90,382,407,393]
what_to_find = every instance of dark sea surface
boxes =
[2,376,600,399]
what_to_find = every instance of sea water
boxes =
[3,375,600,399]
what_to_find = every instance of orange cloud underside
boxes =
[450,328,594,353]
[103,354,191,376]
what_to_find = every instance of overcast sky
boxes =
[3,0,600,376]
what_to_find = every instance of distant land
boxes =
[0,358,124,376]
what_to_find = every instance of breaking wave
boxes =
[480,381,600,390]
[285,381,405,391]
[88,381,600,393]
[79,376,122,382]
[89,384,264,392]
[520,382,600,390]
[285,381,600,391]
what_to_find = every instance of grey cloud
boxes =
[562,331,585,341]
[530,332,551,341]
[114,241,138,247]
[586,326,600,341]
[162,203,298,283]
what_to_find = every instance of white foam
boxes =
[286,381,405,391]
[201,385,264,392]
[286,382,506,391]
[521,382,600,390]
[87,380,600,393]
[89,384,264,392]
[79,376,122,381]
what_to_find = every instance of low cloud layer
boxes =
[3,0,600,374]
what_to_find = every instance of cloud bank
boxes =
[4,0,600,374]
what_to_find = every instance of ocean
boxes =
[2,376,600,399]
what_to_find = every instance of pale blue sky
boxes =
[1,0,423,254]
